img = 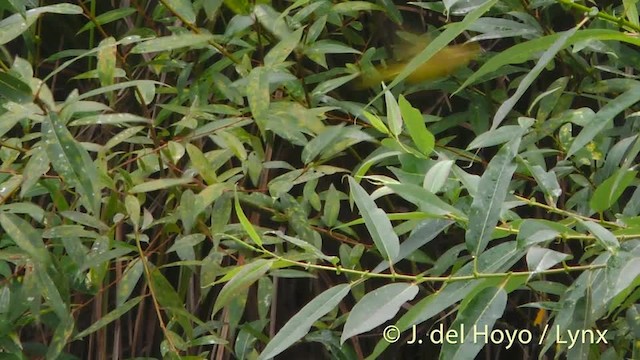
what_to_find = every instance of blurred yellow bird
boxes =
[358,41,481,88]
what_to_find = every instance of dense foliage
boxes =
[1,0,640,359]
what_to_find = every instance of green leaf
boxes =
[490,25,578,130]
[302,123,345,164]
[125,194,140,230]
[423,159,454,193]
[398,95,434,156]
[373,219,453,273]
[70,113,151,126]
[341,283,419,344]
[578,219,619,253]
[0,213,49,264]
[387,182,463,217]
[465,136,520,256]
[42,110,101,214]
[265,28,303,67]
[439,286,507,360]
[361,110,390,135]
[525,163,562,206]
[46,315,74,360]
[235,191,263,246]
[247,67,270,129]
[467,125,523,150]
[590,170,638,212]
[20,150,50,197]
[348,177,399,261]
[149,268,183,309]
[97,37,117,88]
[267,230,338,264]
[457,29,640,94]
[332,1,383,13]
[213,259,273,315]
[384,87,402,136]
[163,0,197,24]
[117,259,144,306]
[258,284,350,360]
[526,246,570,279]
[322,184,340,228]
[516,219,564,249]
[77,7,137,34]
[129,177,193,193]
[60,211,109,231]
[0,4,83,45]
[131,33,213,53]
[75,296,143,339]
[0,71,32,103]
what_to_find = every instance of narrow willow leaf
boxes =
[373,219,453,273]
[0,213,49,264]
[264,28,303,67]
[129,177,193,193]
[578,219,620,253]
[387,182,462,217]
[332,1,384,13]
[117,259,144,306]
[59,211,109,231]
[234,191,263,246]
[490,25,577,130]
[516,219,563,249]
[247,67,270,130]
[348,177,399,261]
[457,29,640,94]
[361,110,390,135]
[398,95,434,155]
[77,7,137,34]
[526,246,570,279]
[341,283,419,344]
[423,159,454,193]
[0,72,32,103]
[125,194,140,230]
[526,163,562,205]
[70,113,151,126]
[0,175,22,202]
[213,259,273,315]
[131,33,213,53]
[163,0,197,24]
[42,110,101,214]
[76,80,163,101]
[167,234,205,262]
[258,284,350,360]
[0,4,82,45]
[322,184,340,228]
[267,231,338,264]
[34,263,68,320]
[590,170,637,212]
[439,286,507,360]
[75,296,143,339]
[302,123,345,164]
[97,37,116,88]
[467,125,522,150]
[46,314,74,360]
[465,136,520,256]
[384,86,402,136]
[149,268,183,309]
[20,150,49,197]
